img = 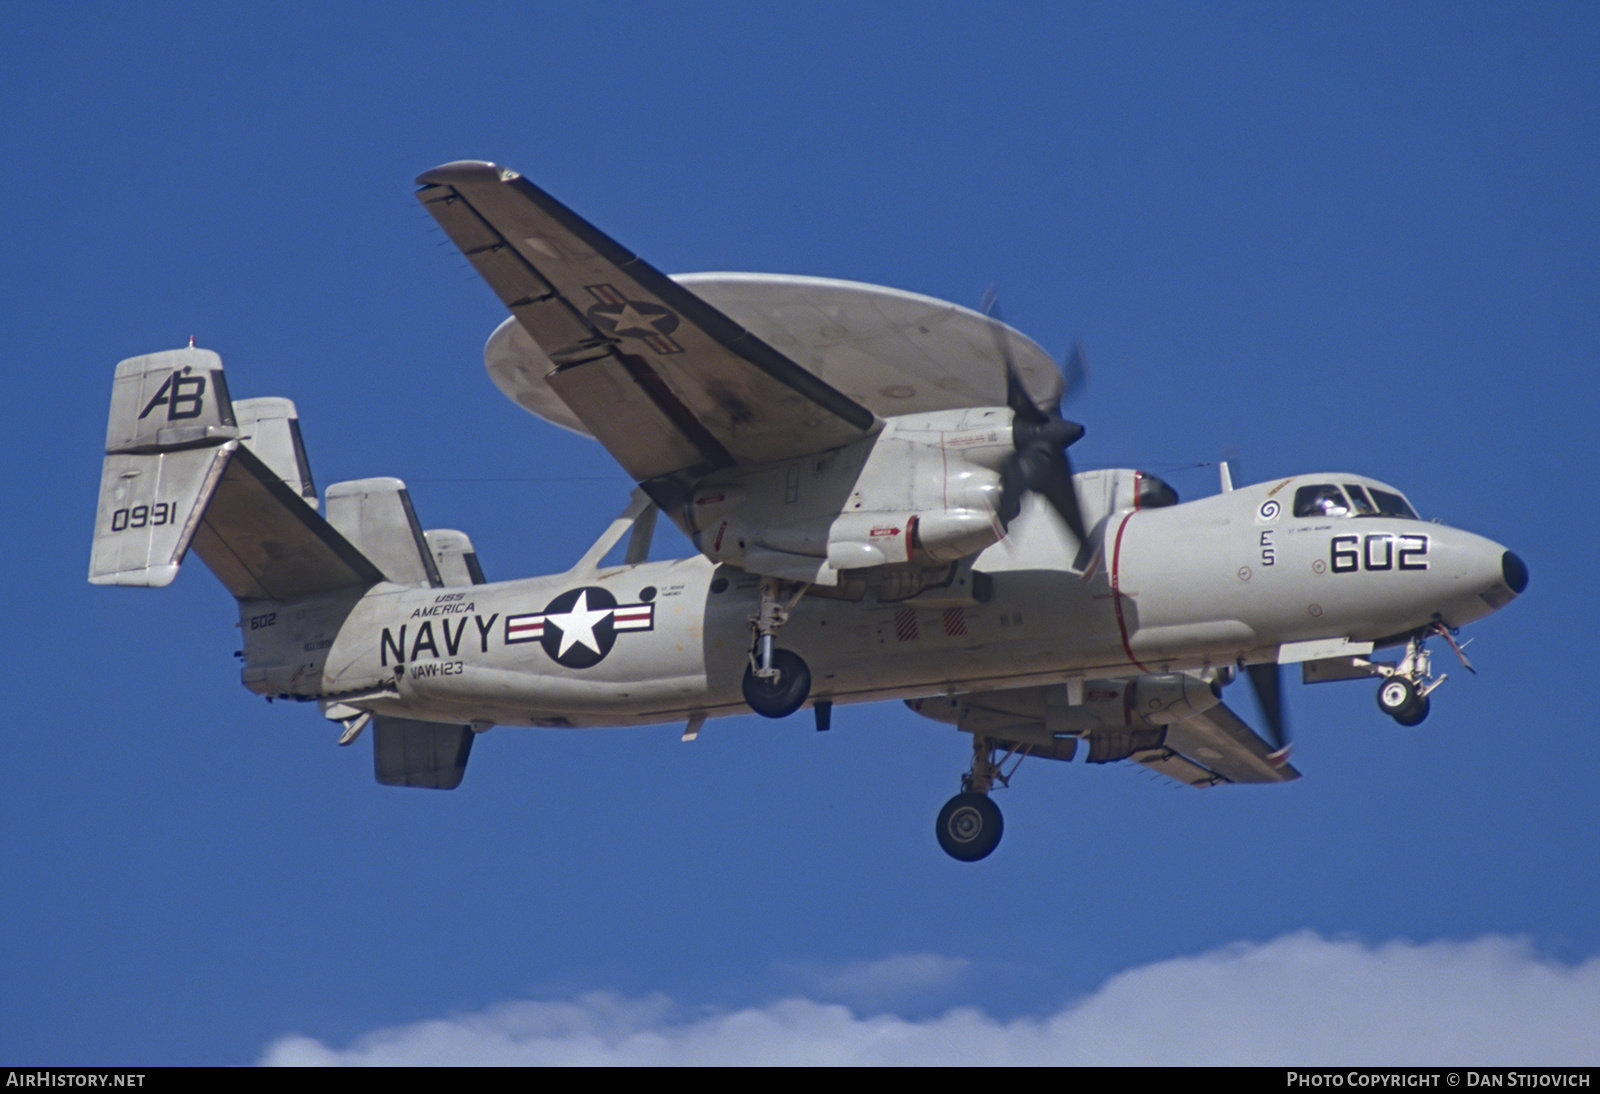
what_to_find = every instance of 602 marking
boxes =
[1330,533,1429,574]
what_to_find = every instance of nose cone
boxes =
[1420,531,1526,627]
[1501,550,1529,595]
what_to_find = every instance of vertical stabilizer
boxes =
[91,347,386,600]
[235,397,317,504]
[424,529,486,585]
[90,348,240,586]
[325,478,442,586]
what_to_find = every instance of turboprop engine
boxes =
[685,407,1052,584]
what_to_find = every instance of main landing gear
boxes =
[1374,623,1474,727]
[936,733,1012,862]
[742,577,812,718]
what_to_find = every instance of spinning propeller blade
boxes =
[983,291,1090,542]
[1244,660,1292,762]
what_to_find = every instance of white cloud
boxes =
[781,953,976,1010]
[260,933,1600,1065]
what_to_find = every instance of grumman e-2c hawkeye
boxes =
[89,161,1528,861]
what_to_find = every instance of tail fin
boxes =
[90,347,240,587]
[91,347,385,599]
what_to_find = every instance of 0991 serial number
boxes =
[109,503,175,531]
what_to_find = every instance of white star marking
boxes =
[604,303,666,337]
[545,590,613,657]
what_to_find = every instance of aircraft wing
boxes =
[911,681,1300,788]
[1135,700,1302,787]
[415,162,879,494]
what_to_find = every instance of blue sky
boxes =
[5,1,1597,1065]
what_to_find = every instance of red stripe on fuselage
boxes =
[1109,510,1153,673]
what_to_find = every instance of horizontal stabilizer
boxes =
[373,717,474,789]
[191,446,385,600]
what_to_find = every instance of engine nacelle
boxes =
[687,408,1014,582]
[1123,673,1223,724]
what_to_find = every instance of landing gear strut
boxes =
[935,734,1011,861]
[1375,624,1471,726]
[742,577,811,718]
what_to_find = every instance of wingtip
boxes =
[415,161,520,188]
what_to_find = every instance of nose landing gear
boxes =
[1374,622,1474,726]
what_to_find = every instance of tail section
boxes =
[91,348,240,587]
[91,347,385,599]
[93,346,491,600]
[95,346,491,790]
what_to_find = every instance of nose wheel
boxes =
[1377,677,1431,726]
[1373,626,1466,726]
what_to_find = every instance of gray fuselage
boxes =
[236,472,1519,731]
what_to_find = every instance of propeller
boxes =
[1221,447,1288,763]
[981,290,1090,542]
[1244,660,1292,763]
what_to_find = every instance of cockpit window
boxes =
[1343,484,1378,515]
[1294,484,1350,518]
[1369,488,1418,519]
[1294,482,1419,520]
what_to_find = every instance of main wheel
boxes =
[741,649,811,718]
[936,792,1003,862]
[1377,677,1423,722]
